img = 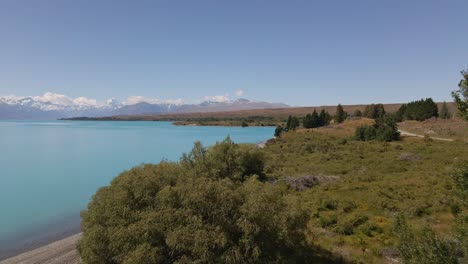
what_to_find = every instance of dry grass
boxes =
[398,118,468,141]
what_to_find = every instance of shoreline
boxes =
[0,233,81,264]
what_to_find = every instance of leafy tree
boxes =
[452,70,468,120]
[334,104,346,123]
[439,101,451,119]
[78,138,319,264]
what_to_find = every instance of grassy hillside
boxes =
[261,120,467,262]
[398,118,468,141]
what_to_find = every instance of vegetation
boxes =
[355,117,400,142]
[363,104,386,119]
[303,109,332,129]
[78,137,342,263]
[452,70,468,120]
[334,104,347,124]
[396,98,439,121]
[398,119,468,141]
[440,101,451,119]
[286,115,300,130]
[79,117,468,263]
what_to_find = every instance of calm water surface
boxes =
[0,120,273,255]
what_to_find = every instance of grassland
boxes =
[398,118,468,141]
[260,119,467,263]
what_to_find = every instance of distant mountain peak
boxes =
[0,93,289,120]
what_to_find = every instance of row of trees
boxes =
[395,98,439,121]
[303,109,332,128]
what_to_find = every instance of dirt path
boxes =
[398,129,455,142]
[0,234,81,264]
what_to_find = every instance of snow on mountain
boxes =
[0,92,289,120]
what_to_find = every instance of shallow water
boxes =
[0,120,273,256]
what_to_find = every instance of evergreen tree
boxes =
[310,110,320,128]
[452,70,468,120]
[286,115,292,130]
[274,125,283,137]
[439,101,450,119]
[290,116,300,130]
[397,98,438,121]
[363,104,385,119]
[303,114,313,128]
[319,109,331,126]
[334,104,346,123]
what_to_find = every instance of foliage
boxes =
[355,117,400,142]
[334,104,347,123]
[274,125,283,138]
[262,124,467,262]
[286,115,300,130]
[440,101,451,119]
[397,98,439,121]
[352,109,362,117]
[452,70,468,120]
[393,215,459,264]
[363,104,386,119]
[303,109,331,129]
[78,137,335,263]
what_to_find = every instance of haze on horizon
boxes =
[0,0,467,106]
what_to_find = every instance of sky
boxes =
[0,0,467,106]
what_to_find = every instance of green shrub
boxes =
[78,138,318,263]
[319,214,338,228]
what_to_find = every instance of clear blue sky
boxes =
[0,0,466,106]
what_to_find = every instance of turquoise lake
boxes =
[0,120,273,256]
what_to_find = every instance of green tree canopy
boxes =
[452,70,468,120]
[78,138,326,264]
[334,104,347,123]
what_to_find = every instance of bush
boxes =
[78,138,319,263]
[355,116,400,142]
[393,215,459,264]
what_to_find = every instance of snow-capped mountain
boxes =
[0,92,289,120]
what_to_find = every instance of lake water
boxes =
[0,120,273,258]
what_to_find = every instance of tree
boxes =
[274,125,283,138]
[319,109,331,126]
[78,139,317,264]
[397,98,438,121]
[286,115,292,130]
[303,114,313,129]
[334,104,346,123]
[452,70,468,120]
[355,116,400,142]
[363,104,385,119]
[439,101,451,119]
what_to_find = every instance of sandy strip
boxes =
[0,233,81,264]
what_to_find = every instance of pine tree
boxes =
[319,109,331,126]
[303,114,313,128]
[334,104,346,123]
[286,115,292,130]
[310,110,320,128]
[440,101,450,119]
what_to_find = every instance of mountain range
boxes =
[0,93,289,120]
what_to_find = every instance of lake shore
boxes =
[0,233,81,264]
